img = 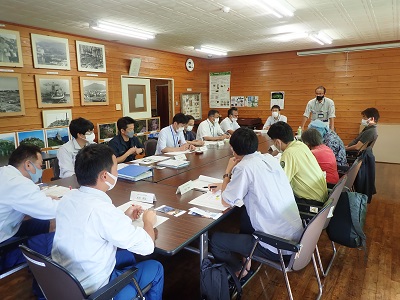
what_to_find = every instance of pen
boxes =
[208,185,217,189]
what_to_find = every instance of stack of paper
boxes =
[117,201,168,228]
[188,191,228,211]
[157,159,190,169]
[132,155,169,165]
[192,175,223,192]
[118,165,152,181]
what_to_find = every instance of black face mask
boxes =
[316,95,324,101]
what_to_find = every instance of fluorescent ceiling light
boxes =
[317,32,332,44]
[258,0,295,18]
[297,42,400,56]
[195,46,228,56]
[91,21,155,40]
[276,32,308,42]
[309,34,324,45]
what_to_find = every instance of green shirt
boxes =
[280,141,328,202]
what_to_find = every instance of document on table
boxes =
[117,201,168,228]
[132,156,169,165]
[43,185,71,198]
[188,191,228,211]
[192,175,223,192]
[164,150,192,155]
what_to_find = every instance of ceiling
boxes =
[0,0,399,58]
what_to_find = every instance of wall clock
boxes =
[185,58,194,72]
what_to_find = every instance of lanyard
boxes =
[207,120,215,137]
[170,125,179,147]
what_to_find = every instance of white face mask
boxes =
[361,119,369,126]
[272,111,279,118]
[105,172,118,191]
[177,126,184,133]
[85,132,95,143]
[231,117,237,122]
[214,117,219,123]
[186,125,193,132]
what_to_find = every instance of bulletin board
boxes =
[181,92,202,120]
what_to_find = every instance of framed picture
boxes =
[76,41,106,73]
[35,75,73,108]
[121,77,151,119]
[0,29,23,67]
[0,132,17,166]
[42,109,72,128]
[134,119,148,134]
[147,117,160,132]
[0,73,25,117]
[44,127,70,148]
[17,129,46,148]
[97,122,117,142]
[31,33,70,70]
[80,77,109,106]
[181,92,202,120]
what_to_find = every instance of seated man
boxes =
[0,145,58,298]
[184,115,205,146]
[301,128,339,184]
[57,117,95,178]
[263,105,287,130]
[155,113,195,154]
[308,120,347,167]
[345,107,379,151]
[108,116,144,163]
[268,122,328,206]
[52,144,163,300]
[209,128,303,279]
[196,110,230,141]
[220,107,240,135]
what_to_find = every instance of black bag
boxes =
[200,258,242,300]
[326,191,368,250]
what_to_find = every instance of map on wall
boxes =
[209,72,231,108]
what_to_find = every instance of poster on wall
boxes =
[181,93,201,120]
[270,91,284,109]
[246,96,259,107]
[209,72,231,108]
[230,96,245,107]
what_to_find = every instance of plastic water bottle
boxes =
[297,126,302,136]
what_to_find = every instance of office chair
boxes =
[20,245,152,300]
[144,139,157,157]
[0,236,28,279]
[238,199,333,300]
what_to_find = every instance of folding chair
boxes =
[20,245,152,300]
[50,158,60,181]
[239,199,334,300]
[0,236,28,279]
[343,157,362,191]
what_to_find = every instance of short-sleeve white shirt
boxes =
[263,114,287,129]
[57,138,93,178]
[0,165,58,242]
[196,119,225,140]
[52,186,154,295]
[303,97,335,122]
[222,152,303,254]
[155,125,187,154]
[220,117,240,133]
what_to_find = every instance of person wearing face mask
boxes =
[220,107,240,135]
[108,116,144,163]
[263,105,287,130]
[208,128,302,281]
[52,144,163,300]
[183,115,205,146]
[345,107,379,151]
[57,117,95,178]
[0,144,59,299]
[268,122,328,210]
[155,113,195,155]
[301,86,335,131]
[196,109,230,141]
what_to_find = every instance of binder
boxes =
[117,165,152,181]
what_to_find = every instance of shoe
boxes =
[239,269,255,286]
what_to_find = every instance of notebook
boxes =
[118,165,152,181]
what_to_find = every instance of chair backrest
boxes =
[144,139,157,156]
[344,157,362,189]
[292,199,333,271]
[19,245,88,300]
[323,175,347,229]
[51,158,60,181]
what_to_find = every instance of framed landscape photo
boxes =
[0,132,17,166]
[17,129,46,148]
[44,127,70,148]
[76,41,106,73]
[134,119,148,134]
[0,29,23,67]
[97,122,117,142]
[42,109,72,128]
[0,73,25,117]
[80,77,109,106]
[31,33,71,70]
[35,75,73,108]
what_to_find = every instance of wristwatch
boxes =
[223,173,231,179]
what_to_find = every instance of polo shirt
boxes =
[303,97,335,122]
[155,125,187,155]
[219,117,240,133]
[108,134,143,163]
[263,114,287,129]
[280,141,328,202]
[348,124,378,147]
[311,144,339,184]
[196,119,224,140]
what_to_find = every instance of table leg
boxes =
[199,231,208,267]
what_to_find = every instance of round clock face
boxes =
[185,58,194,72]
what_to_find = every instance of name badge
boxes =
[174,154,187,161]
[318,113,324,119]
[130,191,156,204]
[176,180,193,195]
[217,141,224,147]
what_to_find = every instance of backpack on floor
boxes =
[200,258,242,300]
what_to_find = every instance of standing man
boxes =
[196,110,230,141]
[263,105,287,130]
[57,117,95,178]
[301,86,335,131]
[220,107,240,135]
[155,113,195,154]
[108,117,144,163]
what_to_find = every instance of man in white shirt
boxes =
[52,144,163,300]
[209,128,302,279]
[155,113,195,155]
[220,107,240,135]
[301,85,335,131]
[196,110,230,141]
[263,105,287,130]
[0,144,58,298]
[57,117,95,178]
